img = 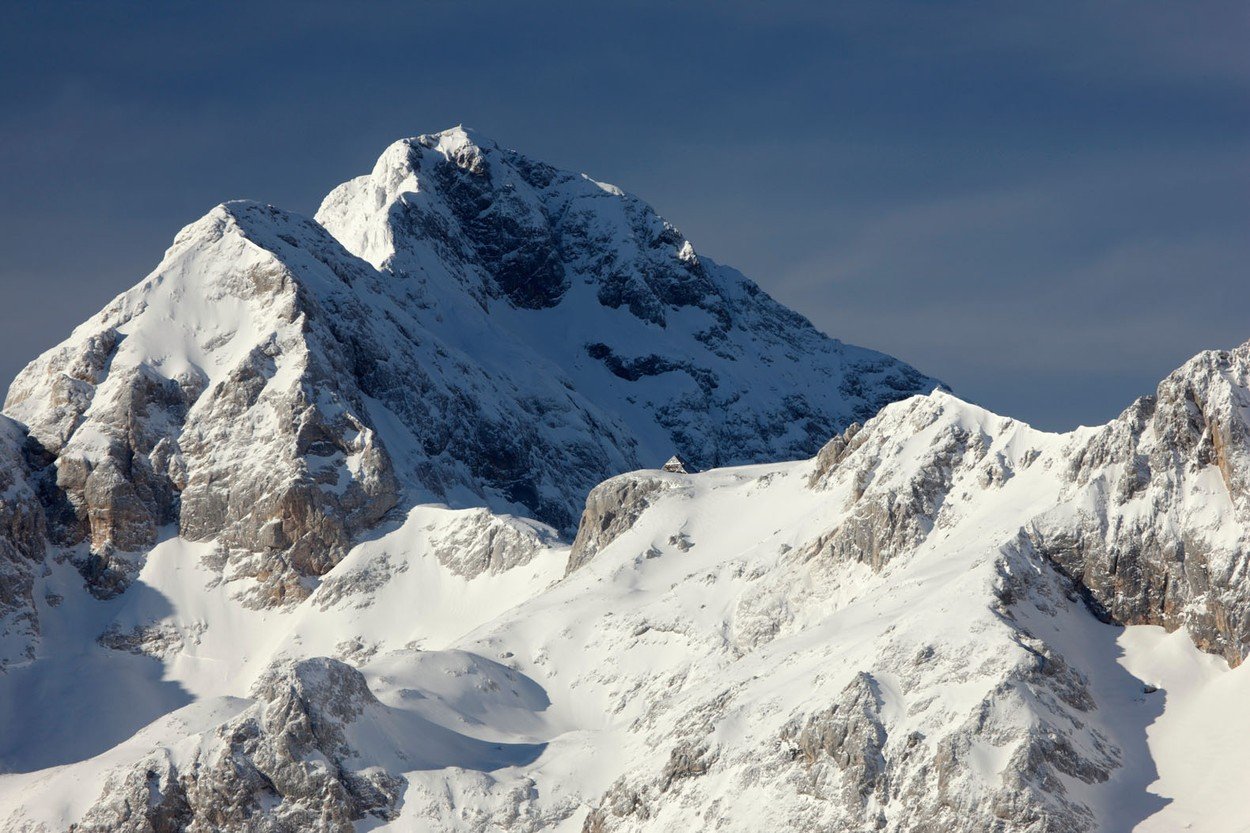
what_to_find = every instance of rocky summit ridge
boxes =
[0,129,1248,833]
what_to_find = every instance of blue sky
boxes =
[1,1,1245,430]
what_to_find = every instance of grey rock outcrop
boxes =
[802,395,989,571]
[0,416,47,667]
[5,206,402,603]
[72,657,404,833]
[782,672,890,812]
[567,474,679,574]
[426,509,557,578]
[1032,344,1250,666]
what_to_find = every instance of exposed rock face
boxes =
[426,509,557,578]
[566,473,680,574]
[6,205,400,602]
[806,421,861,486]
[803,395,1003,571]
[6,325,187,589]
[1032,344,1250,666]
[97,621,207,660]
[72,658,404,833]
[782,672,890,813]
[0,417,47,667]
[800,349,1250,668]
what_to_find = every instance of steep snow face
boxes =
[317,127,939,477]
[3,348,1250,832]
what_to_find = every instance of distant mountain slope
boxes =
[2,128,938,606]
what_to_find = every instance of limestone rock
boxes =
[802,395,985,571]
[566,473,680,574]
[425,509,557,578]
[72,657,404,833]
[5,205,401,602]
[1033,343,1250,665]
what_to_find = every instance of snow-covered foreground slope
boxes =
[3,344,1250,832]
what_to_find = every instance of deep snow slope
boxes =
[2,345,1249,832]
[2,128,937,614]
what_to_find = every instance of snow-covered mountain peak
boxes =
[417,123,492,166]
[4,197,400,599]
[1,130,940,613]
[2,125,1250,829]
[4,198,382,434]
[318,125,713,316]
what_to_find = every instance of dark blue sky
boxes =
[1,1,1246,430]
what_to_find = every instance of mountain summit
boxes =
[3,127,938,604]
